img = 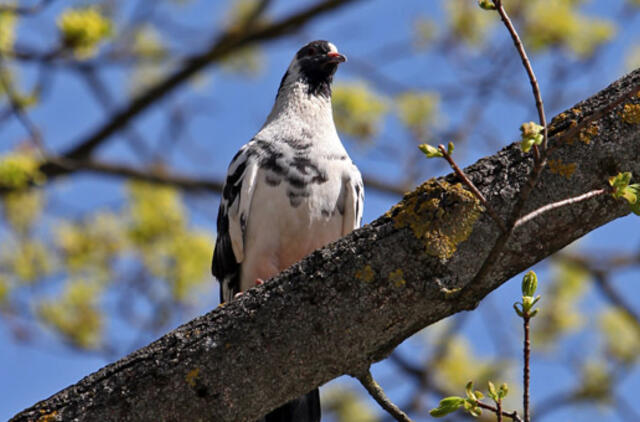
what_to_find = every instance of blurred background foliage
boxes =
[1,0,640,421]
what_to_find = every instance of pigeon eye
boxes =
[306,47,317,56]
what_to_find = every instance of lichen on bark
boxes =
[387,179,483,259]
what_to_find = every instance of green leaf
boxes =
[57,7,112,59]
[520,137,535,153]
[621,188,637,204]
[488,381,497,401]
[513,302,524,317]
[532,295,541,307]
[522,270,538,297]
[418,143,443,158]
[447,141,455,156]
[609,172,632,198]
[499,383,509,399]
[465,381,476,401]
[0,152,45,189]
[631,199,640,216]
[429,396,465,417]
[477,0,496,10]
[623,184,640,215]
[463,399,482,417]
[520,121,544,153]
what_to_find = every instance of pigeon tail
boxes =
[259,389,320,422]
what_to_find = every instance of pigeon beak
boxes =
[326,51,347,63]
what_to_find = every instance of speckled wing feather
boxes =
[212,144,259,303]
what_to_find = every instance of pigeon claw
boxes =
[233,279,265,299]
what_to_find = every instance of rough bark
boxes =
[11,69,640,422]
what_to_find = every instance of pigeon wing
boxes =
[212,144,260,303]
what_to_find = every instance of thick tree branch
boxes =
[11,69,640,422]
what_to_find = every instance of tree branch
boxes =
[492,0,548,155]
[0,0,54,15]
[515,188,608,228]
[476,401,523,422]
[355,369,413,422]
[41,0,361,169]
[10,68,640,422]
[34,155,407,197]
[0,53,44,153]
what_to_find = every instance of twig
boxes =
[74,64,152,160]
[438,144,507,232]
[0,53,45,153]
[497,398,503,422]
[492,0,548,156]
[514,188,608,228]
[42,156,224,193]
[355,369,413,422]
[476,401,524,422]
[242,0,273,27]
[523,314,531,422]
[463,0,551,299]
[0,0,54,15]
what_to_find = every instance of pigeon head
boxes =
[280,40,346,98]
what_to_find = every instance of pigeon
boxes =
[212,40,363,422]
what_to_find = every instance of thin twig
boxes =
[0,53,45,153]
[438,144,507,232]
[356,369,413,422]
[42,156,225,193]
[514,188,608,228]
[493,0,548,156]
[476,401,524,422]
[523,314,531,422]
[74,64,152,160]
[462,0,551,300]
[497,398,503,422]
[0,0,54,15]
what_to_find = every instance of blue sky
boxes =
[2,0,640,420]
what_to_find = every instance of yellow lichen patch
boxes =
[185,368,200,388]
[355,265,375,283]
[388,180,482,260]
[549,159,577,178]
[621,103,640,124]
[37,410,58,422]
[578,122,599,145]
[388,269,405,287]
